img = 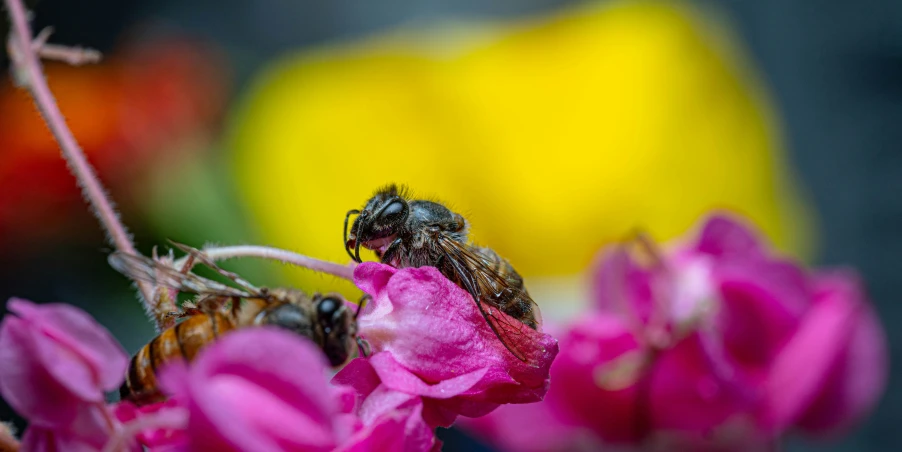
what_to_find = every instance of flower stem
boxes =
[175,245,356,281]
[3,0,156,313]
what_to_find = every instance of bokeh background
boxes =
[0,0,899,450]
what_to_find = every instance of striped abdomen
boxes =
[120,311,236,405]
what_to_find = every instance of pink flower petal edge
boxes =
[0,298,128,428]
[473,213,888,450]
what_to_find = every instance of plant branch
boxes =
[4,0,156,317]
[174,245,356,281]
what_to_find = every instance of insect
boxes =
[109,243,364,406]
[344,184,542,365]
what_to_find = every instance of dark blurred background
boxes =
[1,0,900,450]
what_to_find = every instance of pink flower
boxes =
[157,327,427,452]
[18,406,122,452]
[455,323,602,452]
[761,271,888,436]
[344,263,558,426]
[456,399,600,452]
[546,313,649,444]
[113,399,189,450]
[0,298,131,450]
[333,359,439,452]
[532,214,887,447]
[0,298,128,427]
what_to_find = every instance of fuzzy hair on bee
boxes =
[108,244,364,405]
[345,184,542,366]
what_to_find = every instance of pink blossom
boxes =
[761,271,888,436]
[0,298,131,450]
[157,327,430,452]
[333,358,439,451]
[546,313,649,444]
[18,404,127,452]
[455,322,603,452]
[502,214,887,449]
[113,399,189,450]
[0,298,128,427]
[344,262,558,427]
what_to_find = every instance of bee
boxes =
[109,243,364,406]
[344,184,542,366]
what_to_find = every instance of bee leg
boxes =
[192,295,229,316]
[161,311,183,323]
[356,337,372,358]
[153,289,182,329]
[168,241,261,294]
[228,296,242,320]
[377,237,404,265]
[151,250,199,329]
[344,209,361,261]
[355,294,371,319]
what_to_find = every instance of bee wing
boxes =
[108,251,257,298]
[435,235,543,367]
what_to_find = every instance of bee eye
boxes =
[379,200,408,224]
[317,297,340,320]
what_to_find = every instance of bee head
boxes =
[345,187,410,263]
[260,303,314,339]
[315,294,357,367]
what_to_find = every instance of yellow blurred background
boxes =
[228,1,811,299]
[7,0,901,449]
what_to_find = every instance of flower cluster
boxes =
[0,299,135,451]
[336,264,558,431]
[0,263,559,451]
[460,214,888,450]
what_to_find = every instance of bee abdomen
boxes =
[472,246,538,330]
[120,311,235,405]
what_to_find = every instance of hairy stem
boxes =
[4,0,156,314]
[174,245,356,281]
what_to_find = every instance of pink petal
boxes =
[757,273,860,433]
[354,263,558,406]
[336,413,406,452]
[0,299,128,427]
[19,403,132,452]
[794,272,889,435]
[20,427,100,452]
[649,332,757,434]
[339,390,434,452]
[711,259,810,379]
[8,298,128,391]
[334,359,437,452]
[692,214,764,260]
[591,246,659,323]
[159,328,345,452]
[0,315,85,427]
[114,399,188,449]
[548,313,646,443]
[457,397,600,452]
[368,352,489,400]
[333,357,383,403]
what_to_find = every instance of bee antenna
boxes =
[344,209,360,262]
